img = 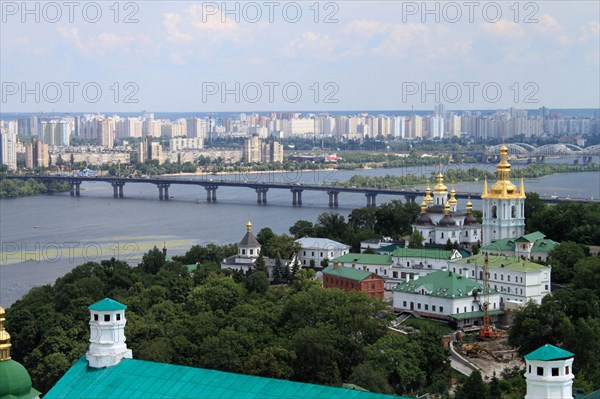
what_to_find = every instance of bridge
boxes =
[3,175,595,206]
[481,144,600,163]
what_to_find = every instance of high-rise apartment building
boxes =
[25,138,49,169]
[40,119,70,146]
[186,118,206,140]
[243,135,262,163]
[0,130,18,170]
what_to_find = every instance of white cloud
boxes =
[164,13,194,43]
[283,32,338,60]
[480,19,525,39]
[578,21,600,43]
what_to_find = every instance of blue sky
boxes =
[1,1,599,112]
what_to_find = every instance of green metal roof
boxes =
[455,254,549,272]
[391,248,454,260]
[322,265,375,282]
[376,244,405,254]
[88,298,127,311]
[185,264,199,273]
[45,357,411,399]
[0,359,41,399]
[393,270,496,299]
[514,231,546,242]
[483,231,558,254]
[448,309,504,320]
[332,253,393,266]
[524,344,574,361]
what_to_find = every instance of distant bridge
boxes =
[3,175,596,206]
[483,144,600,159]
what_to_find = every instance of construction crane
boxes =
[479,253,494,338]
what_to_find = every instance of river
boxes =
[1,162,599,307]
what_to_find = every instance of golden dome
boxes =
[443,201,451,216]
[433,172,448,194]
[466,197,473,212]
[424,184,434,204]
[246,218,252,232]
[483,145,526,199]
[448,186,458,205]
[420,200,427,214]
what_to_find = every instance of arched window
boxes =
[492,206,497,219]
[511,206,516,218]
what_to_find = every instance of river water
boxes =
[1,161,599,307]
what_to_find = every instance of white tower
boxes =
[86,298,132,368]
[524,344,575,399]
[481,145,526,245]
[432,171,448,206]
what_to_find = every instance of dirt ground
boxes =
[457,336,524,379]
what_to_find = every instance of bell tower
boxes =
[481,145,526,245]
[86,298,132,368]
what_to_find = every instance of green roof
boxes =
[515,231,546,242]
[0,359,41,399]
[449,309,504,320]
[394,270,496,299]
[391,248,454,260]
[88,298,127,311]
[332,253,393,266]
[322,265,376,282]
[524,344,574,361]
[45,357,410,399]
[376,244,405,254]
[483,231,558,254]
[454,254,549,272]
[185,263,199,273]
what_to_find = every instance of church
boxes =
[412,145,527,248]
[412,172,482,247]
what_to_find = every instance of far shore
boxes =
[159,168,339,177]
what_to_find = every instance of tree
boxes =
[253,253,268,274]
[445,238,453,250]
[314,212,349,242]
[244,347,296,379]
[471,243,480,255]
[489,372,501,398]
[244,271,270,294]
[348,362,394,394]
[524,192,547,232]
[309,259,316,269]
[289,220,314,239]
[272,256,283,284]
[549,242,587,284]
[139,246,165,274]
[256,228,275,246]
[408,230,424,249]
[348,207,377,232]
[455,371,490,399]
[187,276,244,314]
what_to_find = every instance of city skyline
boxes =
[1,1,599,112]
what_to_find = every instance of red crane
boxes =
[480,253,494,338]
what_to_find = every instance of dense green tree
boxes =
[256,227,275,246]
[139,246,166,274]
[549,242,587,284]
[187,276,244,314]
[408,230,424,249]
[244,271,270,294]
[313,212,349,242]
[253,252,268,274]
[244,347,296,379]
[348,362,394,394]
[348,207,378,232]
[289,220,314,239]
[455,371,489,399]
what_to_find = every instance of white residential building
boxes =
[296,237,350,268]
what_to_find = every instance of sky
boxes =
[1,1,599,113]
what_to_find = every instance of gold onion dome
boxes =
[246,218,252,232]
[424,184,434,204]
[448,186,458,205]
[420,200,427,214]
[433,171,448,194]
[489,144,518,198]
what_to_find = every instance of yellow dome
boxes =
[484,145,525,199]
[433,172,448,194]
[448,187,458,205]
[424,184,434,204]
[246,219,252,232]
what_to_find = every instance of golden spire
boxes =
[420,199,427,214]
[519,177,527,199]
[443,201,451,216]
[482,178,488,198]
[246,218,252,232]
[448,185,458,206]
[0,307,11,361]
[424,182,434,204]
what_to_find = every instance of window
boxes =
[432,305,436,311]
[472,270,475,276]
[312,251,315,256]
[116,314,121,321]
[417,303,421,309]
[529,365,531,373]
[439,306,444,312]
[370,283,375,289]
[456,307,459,313]
[393,272,398,278]
[250,249,253,255]
[494,273,497,279]
[552,368,559,376]
[471,306,474,311]
[403,301,407,307]
[303,251,306,256]
[464,307,467,312]
[94,314,98,321]
[425,304,428,310]
[501,274,504,281]
[104,314,110,322]
[466,231,469,237]
[492,205,497,218]
[566,366,570,375]
[508,275,511,282]
[441,233,444,239]
[537,367,544,376]
[545,285,549,290]
[511,206,516,218]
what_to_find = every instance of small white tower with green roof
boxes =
[86,298,132,368]
[524,344,575,399]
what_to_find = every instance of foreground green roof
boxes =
[524,344,574,361]
[88,298,127,311]
[391,248,454,260]
[322,265,376,282]
[0,359,41,399]
[332,253,393,266]
[45,357,411,399]
[454,254,549,272]
[394,270,496,299]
